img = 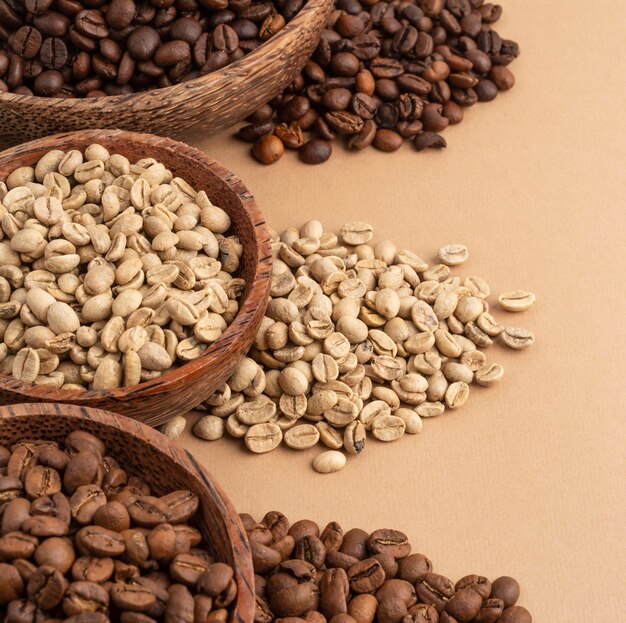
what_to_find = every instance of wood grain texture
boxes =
[0,0,333,148]
[0,130,272,426]
[0,402,255,623]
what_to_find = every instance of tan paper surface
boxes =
[176,0,626,618]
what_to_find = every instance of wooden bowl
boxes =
[0,129,272,426]
[0,402,255,623]
[0,0,333,148]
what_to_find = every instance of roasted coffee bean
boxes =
[413,132,447,151]
[299,140,332,165]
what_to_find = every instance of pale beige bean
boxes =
[193,416,225,441]
[93,358,122,389]
[343,420,366,454]
[284,424,320,450]
[371,414,405,441]
[312,450,346,473]
[244,422,282,453]
[501,327,535,350]
[395,408,423,434]
[415,402,445,418]
[445,382,470,409]
[47,302,80,334]
[498,290,536,312]
[137,342,172,371]
[236,396,277,425]
[316,422,343,449]
[438,244,469,266]
[12,347,40,382]
[160,415,186,440]
[475,363,504,387]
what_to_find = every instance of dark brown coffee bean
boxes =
[275,123,306,149]
[168,17,202,45]
[25,0,53,14]
[64,452,102,495]
[169,553,209,586]
[375,78,399,101]
[200,50,229,74]
[421,103,449,132]
[377,596,408,623]
[497,606,531,623]
[415,573,454,612]
[35,536,75,573]
[370,57,404,79]
[154,40,191,67]
[395,120,422,139]
[212,24,239,54]
[75,10,108,39]
[350,93,376,119]
[367,530,410,559]
[445,588,482,621]
[27,564,68,609]
[294,535,326,568]
[63,581,109,616]
[473,598,504,623]
[413,131,447,151]
[397,554,431,583]
[127,26,160,60]
[281,95,310,121]
[11,27,43,59]
[0,532,39,560]
[323,88,352,111]
[348,558,385,593]
[110,579,157,612]
[76,525,125,557]
[39,37,68,70]
[252,539,284,572]
[252,135,284,165]
[319,567,349,619]
[489,65,515,90]
[128,496,171,527]
[71,556,114,584]
[347,119,376,149]
[238,121,275,142]
[490,577,520,608]
[330,52,360,77]
[0,562,24,605]
[374,102,398,128]
[325,111,364,135]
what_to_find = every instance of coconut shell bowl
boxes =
[0,129,272,426]
[0,0,333,148]
[0,402,256,623]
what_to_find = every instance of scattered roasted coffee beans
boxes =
[0,144,244,391]
[0,430,237,620]
[0,0,299,97]
[242,0,520,163]
[243,511,533,622]
[191,220,535,472]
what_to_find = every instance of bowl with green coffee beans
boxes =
[0,129,272,426]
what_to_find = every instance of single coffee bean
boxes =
[299,140,332,165]
[253,135,285,164]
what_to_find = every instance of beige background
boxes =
[177,0,626,619]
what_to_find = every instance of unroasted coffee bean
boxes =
[0,146,243,391]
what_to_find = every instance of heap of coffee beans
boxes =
[0,430,238,621]
[240,0,520,164]
[243,511,533,623]
[0,0,300,97]
[0,144,244,391]
[187,220,535,473]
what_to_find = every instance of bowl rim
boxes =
[0,401,256,623]
[0,0,330,106]
[0,128,272,401]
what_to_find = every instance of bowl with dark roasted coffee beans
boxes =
[0,0,333,146]
[0,402,256,623]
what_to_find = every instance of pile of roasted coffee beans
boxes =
[244,511,533,623]
[241,0,519,164]
[0,144,244,391]
[0,0,300,97]
[0,430,237,621]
